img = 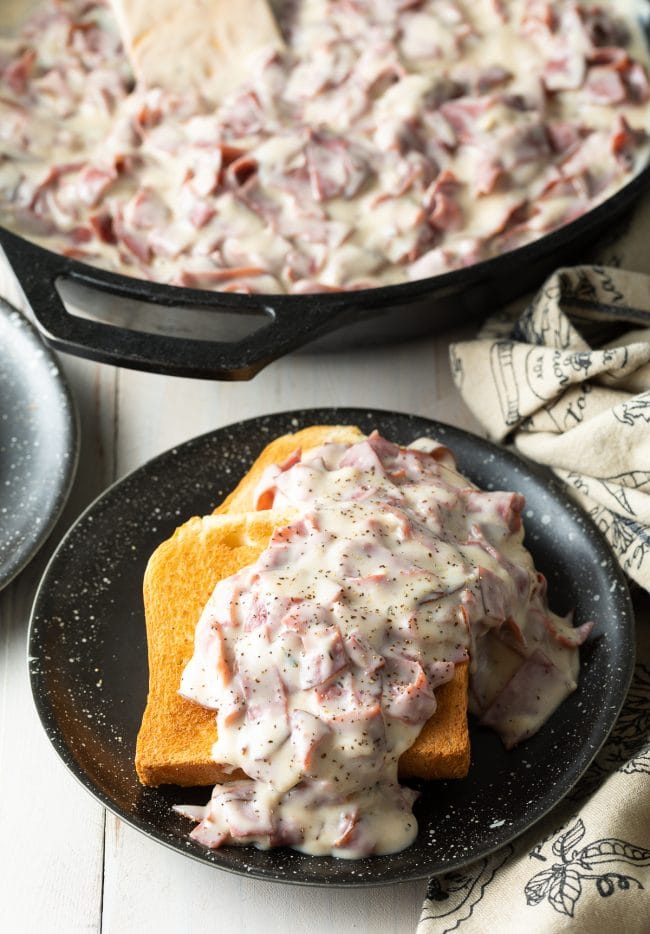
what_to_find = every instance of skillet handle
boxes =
[0,231,352,380]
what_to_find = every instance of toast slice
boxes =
[135,426,470,787]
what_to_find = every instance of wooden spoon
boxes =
[109,0,285,101]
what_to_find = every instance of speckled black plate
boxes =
[0,299,78,590]
[28,408,634,886]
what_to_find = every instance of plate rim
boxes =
[27,407,635,886]
[0,299,79,590]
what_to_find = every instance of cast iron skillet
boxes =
[1,7,650,380]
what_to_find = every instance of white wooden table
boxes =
[0,299,484,933]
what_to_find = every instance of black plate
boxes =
[28,409,634,886]
[0,299,78,590]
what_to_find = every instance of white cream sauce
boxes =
[0,0,649,293]
[178,434,591,857]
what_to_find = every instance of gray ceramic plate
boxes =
[28,409,634,886]
[0,300,78,590]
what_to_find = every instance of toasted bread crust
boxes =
[136,512,291,786]
[136,426,470,787]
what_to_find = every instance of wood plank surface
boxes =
[0,352,118,933]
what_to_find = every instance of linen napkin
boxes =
[418,263,650,932]
[449,264,650,591]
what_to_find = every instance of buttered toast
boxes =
[135,426,470,787]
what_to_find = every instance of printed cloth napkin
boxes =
[449,264,650,591]
[419,261,650,932]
